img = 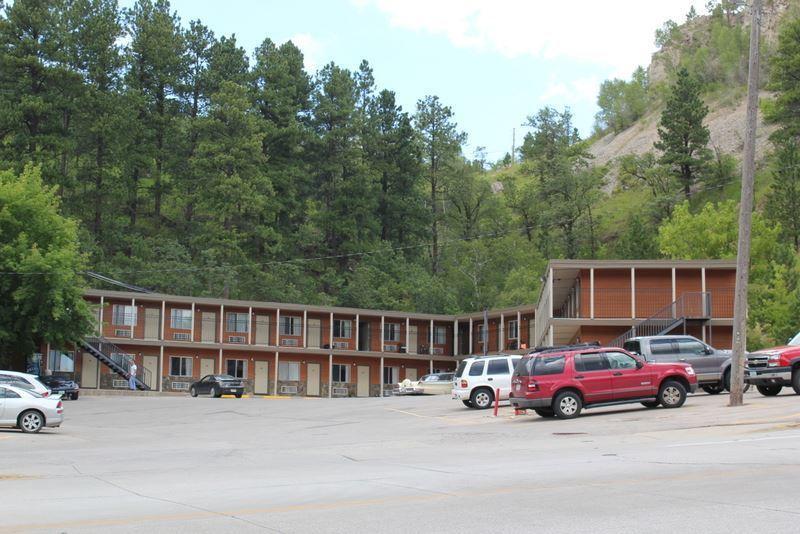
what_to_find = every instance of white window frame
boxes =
[508,320,519,340]
[333,319,352,338]
[226,312,250,333]
[383,366,400,384]
[280,316,302,336]
[112,304,137,326]
[278,361,300,380]
[170,309,193,330]
[332,364,350,382]
[47,350,75,372]
[226,358,247,379]
[169,356,192,377]
[433,325,447,345]
[384,323,401,342]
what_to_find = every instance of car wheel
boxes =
[18,410,44,433]
[702,384,724,395]
[190,387,198,397]
[235,394,242,399]
[72,392,79,400]
[792,369,800,395]
[211,386,220,398]
[756,384,782,396]
[461,400,473,408]
[470,388,494,410]
[659,380,687,408]
[552,391,582,419]
[534,408,556,418]
[724,370,751,393]
[641,401,660,408]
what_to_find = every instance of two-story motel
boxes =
[38,260,737,396]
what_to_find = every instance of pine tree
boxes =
[654,68,711,199]
[766,140,800,251]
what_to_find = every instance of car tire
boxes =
[552,391,582,419]
[756,384,782,396]
[18,410,44,433]
[190,387,198,398]
[641,401,660,408]
[210,386,220,398]
[701,384,724,395]
[659,380,687,409]
[723,370,751,393]
[534,408,556,418]
[461,400,473,408]
[72,392,79,400]
[235,394,243,399]
[792,369,800,395]
[470,388,494,410]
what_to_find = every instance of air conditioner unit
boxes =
[228,335,246,344]
[114,329,130,337]
[432,347,444,355]
[112,379,128,388]
[173,332,191,341]
[281,338,298,347]
[171,382,190,391]
[332,387,349,397]
[280,385,298,394]
[383,344,398,352]
[332,341,349,350]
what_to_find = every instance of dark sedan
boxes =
[39,375,80,400]
[189,375,245,398]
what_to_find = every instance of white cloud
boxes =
[540,76,600,105]
[289,33,324,72]
[353,0,707,76]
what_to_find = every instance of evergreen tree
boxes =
[654,68,711,199]
[766,140,800,251]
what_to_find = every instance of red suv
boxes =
[509,345,698,419]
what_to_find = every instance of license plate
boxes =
[749,371,756,377]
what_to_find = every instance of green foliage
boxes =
[617,152,680,219]
[606,213,661,259]
[765,139,800,250]
[766,16,800,140]
[595,67,649,134]
[655,19,680,48]
[655,68,712,199]
[0,167,93,369]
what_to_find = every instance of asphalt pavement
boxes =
[1,390,799,533]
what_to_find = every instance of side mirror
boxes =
[704,347,714,355]
[636,360,644,370]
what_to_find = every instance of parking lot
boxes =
[1,391,799,533]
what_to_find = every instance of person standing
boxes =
[129,362,138,390]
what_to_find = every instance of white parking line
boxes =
[666,433,800,448]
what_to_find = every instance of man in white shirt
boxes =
[129,362,137,390]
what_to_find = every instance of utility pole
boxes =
[730,0,761,407]
[511,128,516,166]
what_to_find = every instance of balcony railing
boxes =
[553,288,726,320]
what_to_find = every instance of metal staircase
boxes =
[609,292,711,348]
[79,337,152,390]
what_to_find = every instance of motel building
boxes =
[37,260,736,397]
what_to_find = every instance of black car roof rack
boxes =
[524,342,601,356]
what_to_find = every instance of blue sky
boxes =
[124,0,707,162]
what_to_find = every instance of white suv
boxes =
[452,355,521,409]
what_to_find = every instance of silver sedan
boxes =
[0,385,64,433]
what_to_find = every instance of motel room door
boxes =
[254,361,269,395]
[307,318,321,348]
[201,312,216,343]
[200,357,215,377]
[81,353,98,388]
[307,363,321,396]
[143,355,158,390]
[408,326,418,354]
[144,308,160,340]
[356,365,370,397]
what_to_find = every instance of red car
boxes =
[746,331,800,396]
[509,345,698,419]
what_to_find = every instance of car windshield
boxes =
[788,332,800,346]
[215,375,237,380]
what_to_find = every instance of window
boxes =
[332,364,349,382]
[171,309,193,330]
[333,319,352,338]
[605,351,638,370]
[226,359,247,378]
[468,360,485,376]
[477,324,487,343]
[278,361,300,380]
[280,316,302,336]
[0,387,20,399]
[487,359,510,375]
[455,361,468,378]
[169,356,192,377]
[649,339,676,355]
[434,326,447,345]
[226,312,249,333]
[508,320,519,340]
[575,353,610,372]
[676,339,707,356]
[112,304,136,326]
[383,366,399,384]
[623,340,642,356]
[47,350,75,372]
[518,355,566,376]
[384,323,400,342]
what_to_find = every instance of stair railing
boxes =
[84,336,152,390]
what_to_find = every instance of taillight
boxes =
[57,401,63,409]
[460,379,468,388]
[527,381,539,391]
[42,391,50,397]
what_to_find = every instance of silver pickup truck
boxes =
[622,335,746,395]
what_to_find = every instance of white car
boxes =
[452,355,522,409]
[398,373,455,395]
[0,371,53,397]
[0,385,64,433]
